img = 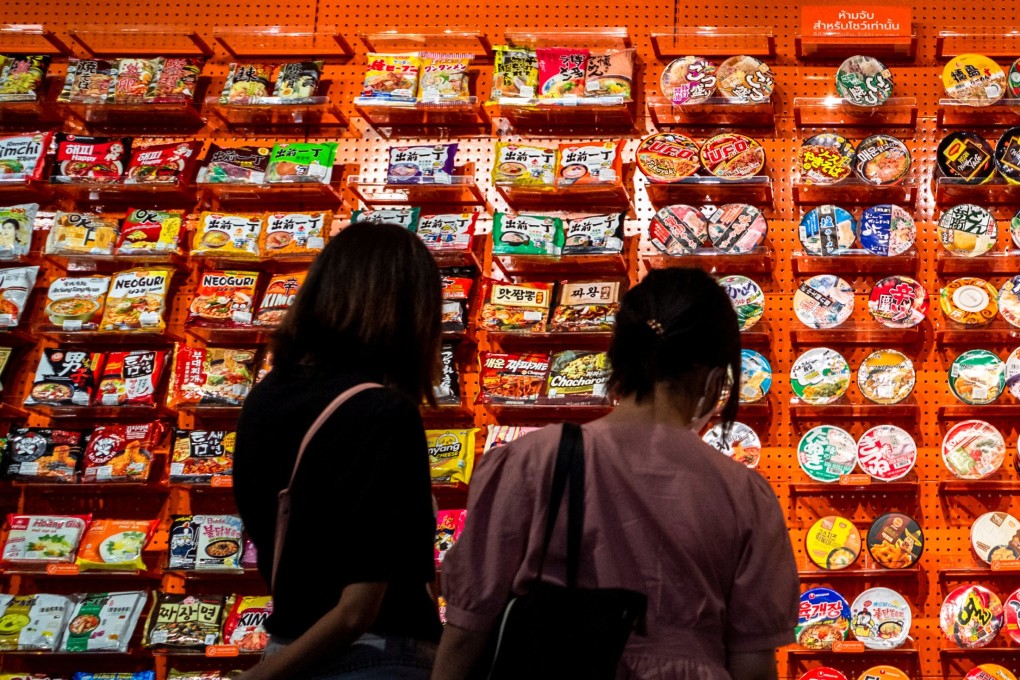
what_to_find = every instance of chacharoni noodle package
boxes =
[426,429,477,485]
[543,350,612,404]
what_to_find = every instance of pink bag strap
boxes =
[272,382,383,592]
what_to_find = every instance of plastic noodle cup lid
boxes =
[966,665,1019,680]
[850,587,912,650]
[858,667,910,680]
[790,347,851,405]
[719,275,765,332]
[836,55,893,107]
[716,55,775,103]
[994,126,1020,184]
[794,275,855,329]
[699,133,765,179]
[857,349,915,405]
[1012,209,1020,248]
[856,425,917,482]
[854,135,911,186]
[940,277,999,326]
[868,276,928,329]
[866,513,924,569]
[806,516,861,570]
[635,133,700,183]
[800,669,848,680]
[943,54,1006,106]
[1004,588,1020,645]
[801,133,856,185]
[797,425,857,483]
[937,131,996,183]
[648,204,708,255]
[942,420,1006,480]
[1006,347,1020,400]
[660,56,718,105]
[739,349,772,404]
[970,511,1020,565]
[704,203,767,254]
[796,587,851,650]
[859,204,916,256]
[1009,58,1020,98]
[798,205,857,255]
[949,349,1005,405]
[998,275,1020,328]
[701,421,761,469]
[940,584,1004,648]
[938,204,997,257]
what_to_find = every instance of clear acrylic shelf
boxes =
[61,98,206,134]
[0,402,28,420]
[347,173,486,208]
[69,26,213,58]
[936,28,1020,59]
[934,175,1020,205]
[213,26,353,61]
[186,326,273,346]
[43,250,186,273]
[795,30,918,61]
[421,404,475,423]
[0,24,72,55]
[791,249,919,276]
[0,97,64,130]
[937,98,1020,127]
[939,479,1020,494]
[797,555,921,577]
[939,643,1020,655]
[737,400,771,421]
[936,250,1020,275]
[354,98,489,137]
[789,398,920,421]
[938,404,1020,419]
[52,180,196,207]
[790,324,922,346]
[495,179,631,214]
[486,331,613,350]
[493,248,630,278]
[34,328,178,345]
[358,28,492,59]
[643,247,774,276]
[787,642,919,658]
[487,99,637,136]
[643,176,773,208]
[937,555,1020,576]
[24,403,168,420]
[648,26,775,59]
[430,248,481,270]
[793,176,917,205]
[198,178,344,209]
[936,320,1020,346]
[741,325,772,348]
[793,96,918,128]
[503,27,630,50]
[0,177,53,202]
[646,96,777,129]
[789,481,919,497]
[206,95,347,134]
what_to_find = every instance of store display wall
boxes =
[1,0,1019,678]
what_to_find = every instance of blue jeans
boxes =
[263,632,436,679]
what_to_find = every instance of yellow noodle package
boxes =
[192,211,263,259]
[99,267,172,332]
[419,53,472,102]
[426,428,476,486]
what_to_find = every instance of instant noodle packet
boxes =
[51,134,129,183]
[0,132,52,181]
[220,63,273,104]
[419,53,472,102]
[491,213,564,256]
[0,594,72,651]
[116,208,185,255]
[25,348,104,407]
[0,56,49,101]
[196,144,271,184]
[492,45,538,99]
[188,270,259,327]
[95,350,168,407]
[265,142,337,184]
[100,268,172,333]
[114,58,162,102]
[544,350,612,403]
[124,141,201,185]
[360,53,421,102]
[254,272,305,326]
[169,430,235,484]
[42,276,110,332]
[433,344,460,406]
[260,211,329,257]
[0,203,38,259]
[61,591,146,653]
[549,281,620,332]
[145,592,225,648]
[75,520,157,572]
[273,61,323,100]
[147,57,203,101]
[536,47,589,100]
[223,595,272,652]
[478,279,554,332]
[192,212,263,258]
[585,49,635,99]
[167,345,256,408]
[0,265,39,327]
[387,143,457,183]
[427,429,476,485]
[563,213,625,254]
[478,351,550,404]
[435,509,467,564]
[58,59,118,103]
[2,514,90,564]
[557,140,624,184]
[416,213,477,251]
[441,271,473,333]
[350,207,420,231]
[492,142,556,185]
[2,428,86,483]
[168,514,244,571]
[46,212,120,256]
[82,423,163,482]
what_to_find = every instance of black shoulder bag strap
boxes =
[535,422,584,587]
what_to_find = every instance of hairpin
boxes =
[646,319,665,338]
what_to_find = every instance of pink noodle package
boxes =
[435,509,467,565]
[536,48,589,99]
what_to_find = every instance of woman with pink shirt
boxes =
[434,268,799,680]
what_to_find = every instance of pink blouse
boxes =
[442,420,799,679]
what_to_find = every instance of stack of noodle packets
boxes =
[358,53,474,104]
[219,61,324,105]
[490,45,634,103]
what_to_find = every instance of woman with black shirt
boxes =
[234,222,443,679]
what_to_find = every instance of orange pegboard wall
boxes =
[0,0,1018,679]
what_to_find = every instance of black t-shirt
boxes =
[233,365,441,644]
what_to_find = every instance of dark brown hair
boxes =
[272,221,442,404]
[607,268,741,427]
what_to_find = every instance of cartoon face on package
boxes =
[147,57,203,102]
[0,132,52,181]
[167,346,256,407]
[100,268,171,332]
[43,276,110,332]
[585,49,634,99]
[492,142,556,185]
[114,58,163,102]
[219,63,274,104]
[95,350,168,407]
[274,61,323,100]
[537,48,589,99]
[82,423,162,482]
[427,429,476,485]
[0,201,38,257]
[260,211,329,256]
[361,53,421,102]
[115,209,185,255]
[125,141,201,184]
[0,56,49,100]
[419,53,472,101]
[0,594,72,651]
[60,591,146,653]
[58,59,118,103]
[492,213,564,256]
[255,272,305,327]
[558,141,623,184]
[223,595,272,652]
[25,348,103,407]
[197,145,271,184]
[387,143,457,184]
[170,430,235,484]
[492,46,538,99]
[2,514,89,564]
[265,142,337,184]
[193,212,263,258]
[46,212,120,256]
[3,428,85,483]
[51,134,129,183]
[0,265,39,327]
[416,213,477,251]
[564,213,625,254]
[188,270,259,327]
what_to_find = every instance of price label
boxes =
[838,474,872,486]
[211,475,234,488]
[991,559,1020,571]
[832,640,865,653]
[205,645,240,658]
[46,564,80,576]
